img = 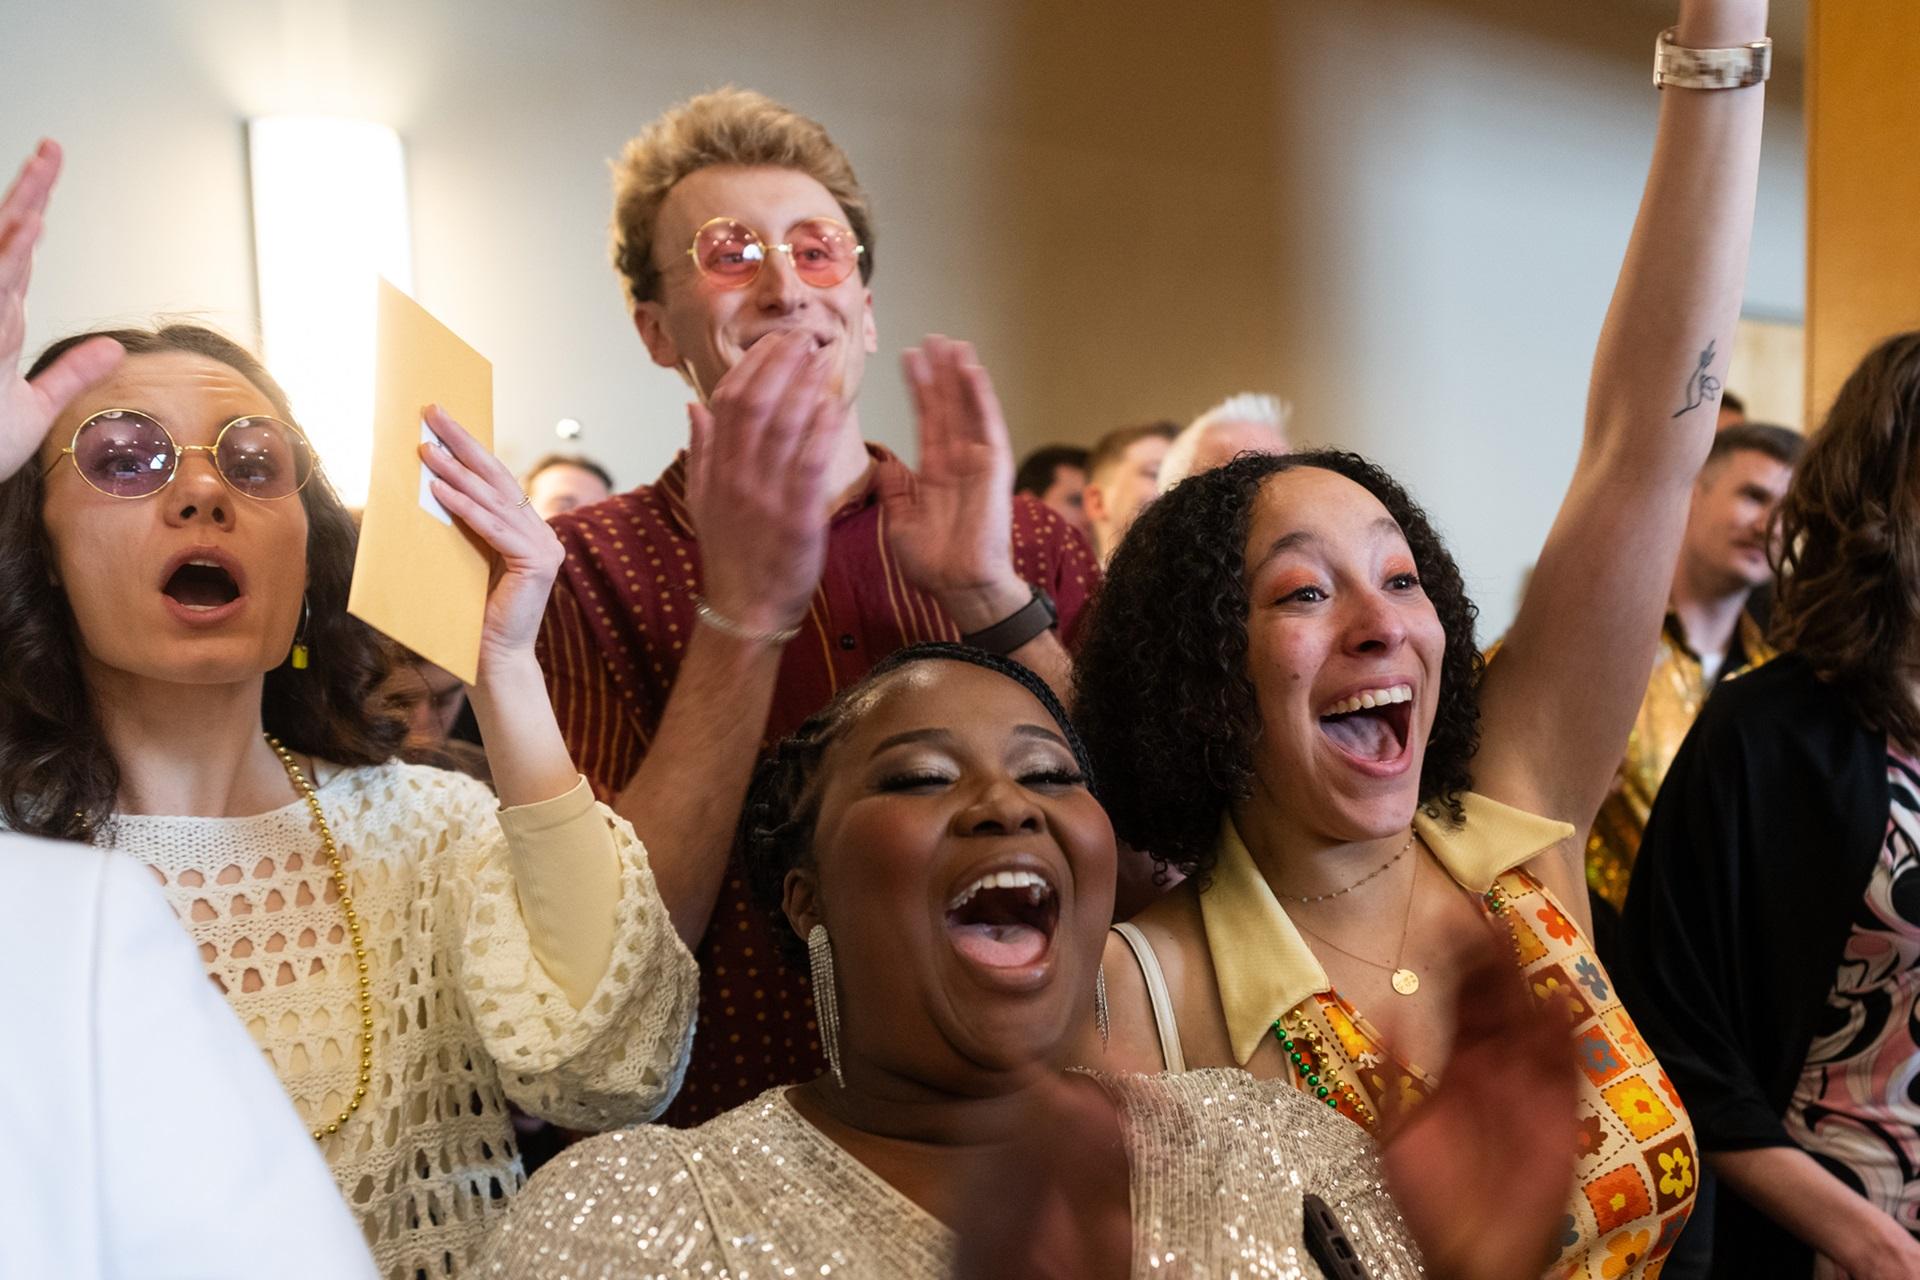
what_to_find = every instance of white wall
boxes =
[2,0,1804,637]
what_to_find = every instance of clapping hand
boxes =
[0,141,124,483]
[685,330,843,637]
[1381,931,1581,1280]
[880,336,1029,633]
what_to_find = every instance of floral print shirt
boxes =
[1202,796,1697,1279]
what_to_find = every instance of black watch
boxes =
[961,586,1058,655]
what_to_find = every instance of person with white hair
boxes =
[1158,391,1293,490]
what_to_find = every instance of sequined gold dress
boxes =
[477,1068,1423,1278]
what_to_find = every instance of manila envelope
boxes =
[349,278,493,684]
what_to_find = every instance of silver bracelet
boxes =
[1653,26,1771,91]
[693,595,804,645]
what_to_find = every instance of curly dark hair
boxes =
[1071,449,1482,880]
[0,324,407,841]
[739,642,1095,972]
[1771,330,1920,749]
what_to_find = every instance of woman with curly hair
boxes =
[1617,331,1920,1277]
[1069,3,1770,1274]
[0,142,696,1279]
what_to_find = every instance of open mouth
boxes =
[1318,684,1413,764]
[944,869,1060,970]
[163,559,242,611]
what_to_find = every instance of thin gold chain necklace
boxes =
[1290,837,1424,996]
[1278,830,1414,904]
[266,735,374,1141]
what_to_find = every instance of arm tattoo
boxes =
[1672,339,1723,419]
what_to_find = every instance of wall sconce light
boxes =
[248,116,411,507]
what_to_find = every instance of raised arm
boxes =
[1474,0,1769,897]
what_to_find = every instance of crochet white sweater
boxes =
[100,760,697,1280]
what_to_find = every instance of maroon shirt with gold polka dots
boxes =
[536,443,1100,1126]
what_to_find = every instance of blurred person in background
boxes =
[523,452,613,520]
[1081,420,1176,566]
[1014,442,1093,547]
[1716,387,1746,429]
[1158,391,1293,491]
[1583,423,1800,948]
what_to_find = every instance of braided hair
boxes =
[740,641,1095,971]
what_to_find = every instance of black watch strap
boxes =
[961,586,1058,655]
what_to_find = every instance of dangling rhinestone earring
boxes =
[1096,963,1111,1050]
[808,924,845,1088]
[290,595,312,670]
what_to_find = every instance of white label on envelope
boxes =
[418,420,453,526]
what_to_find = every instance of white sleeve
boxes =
[93,853,379,1279]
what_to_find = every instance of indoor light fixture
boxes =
[248,116,412,507]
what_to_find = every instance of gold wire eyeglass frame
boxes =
[42,409,319,501]
[681,215,866,290]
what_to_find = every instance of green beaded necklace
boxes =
[1271,881,1525,1133]
[1269,1009,1376,1130]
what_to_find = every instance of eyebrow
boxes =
[868,723,1069,757]
[1255,516,1403,570]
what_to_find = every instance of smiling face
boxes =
[1680,447,1793,594]
[37,351,310,689]
[788,661,1115,1087]
[1240,467,1447,843]
[634,164,878,404]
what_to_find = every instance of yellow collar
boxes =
[1198,792,1574,1066]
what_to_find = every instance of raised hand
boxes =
[0,141,124,483]
[417,405,566,676]
[1381,932,1581,1280]
[881,336,1028,633]
[686,329,843,637]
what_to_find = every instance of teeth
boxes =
[946,869,1055,912]
[1322,684,1413,717]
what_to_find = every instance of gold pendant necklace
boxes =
[1292,835,1423,996]
[266,735,374,1141]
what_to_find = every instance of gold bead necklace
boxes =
[266,735,374,1141]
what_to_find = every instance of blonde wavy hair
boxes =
[610,87,876,310]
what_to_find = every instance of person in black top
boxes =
[1620,330,1920,1279]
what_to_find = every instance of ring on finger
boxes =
[515,491,533,509]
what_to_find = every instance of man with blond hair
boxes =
[1080,419,1177,566]
[1158,391,1292,491]
[536,88,1097,1124]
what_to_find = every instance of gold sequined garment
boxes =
[1587,612,1772,910]
[477,1068,1423,1278]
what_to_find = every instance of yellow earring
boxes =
[290,596,311,670]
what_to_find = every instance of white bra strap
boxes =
[1111,922,1186,1074]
